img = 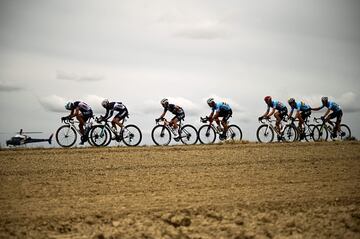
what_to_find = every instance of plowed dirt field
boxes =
[0,141,359,239]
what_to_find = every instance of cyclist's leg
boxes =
[325,113,335,127]
[170,116,179,129]
[214,112,222,128]
[297,112,305,138]
[332,111,342,135]
[274,111,282,134]
[221,110,232,134]
[76,113,85,135]
[113,109,128,129]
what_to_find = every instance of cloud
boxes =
[38,95,67,113]
[338,92,360,113]
[0,81,24,92]
[56,70,104,82]
[83,94,105,113]
[39,94,105,114]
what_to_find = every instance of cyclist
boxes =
[311,96,343,138]
[287,98,311,139]
[100,99,129,133]
[207,98,232,139]
[258,96,288,137]
[62,101,93,144]
[156,98,185,138]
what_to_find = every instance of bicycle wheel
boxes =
[338,124,351,140]
[282,124,297,142]
[56,125,77,147]
[304,124,320,142]
[122,124,142,146]
[198,125,216,144]
[226,125,242,141]
[317,124,328,141]
[180,124,198,145]
[152,125,171,146]
[90,125,109,146]
[256,125,274,143]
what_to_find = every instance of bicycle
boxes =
[198,116,242,144]
[314,117,351,141]
[89,117,142,147]
[151,118,198,146]
[256,118,297,143]
[287,117,320,142]
[55,118,94,147]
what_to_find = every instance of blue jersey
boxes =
[268,100,287,111]
[326,101,341,112]
[212,102,231,113]
[291,101,310,112]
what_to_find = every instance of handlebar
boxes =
[155,117,167,124]
[258,118,276,124]
[61,118,75,124]
[200,116,209,123]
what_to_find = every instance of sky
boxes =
[0,0,359,146]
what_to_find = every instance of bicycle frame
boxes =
[314,117,335,133]
[200,117,228,135]
[259,118,278,135]
[156,118,183,137]
[62,119,82,135]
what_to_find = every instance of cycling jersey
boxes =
[73,101,92,113]
[103,102,128,119]
[212,102,231,113]
[164,104,184,115]
[291,101,311,112]
[326,101,341,112]
[73,101,93,121]
[268,100,287,111]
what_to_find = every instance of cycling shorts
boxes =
[329,110,343,121]
[172,111,185,121]
[278,108,288,119]
[82,110,93,121]
[114,108,129,120]
[219,109,232,122]
[300,110,311,120]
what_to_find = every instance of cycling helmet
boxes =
[161,98,168,106]
[65,102,73,110]
[321,96,328,103]
[207,98,214,105]
[101,99,109,108]
[264,96,272,103]
[288,98,295,104]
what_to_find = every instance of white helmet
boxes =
[207,98,214,105]
[65,102,73,110]
[101,99,109,108]
[161,98,168,106]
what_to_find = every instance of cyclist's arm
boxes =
[68,108,77,118]
[267,108,276,118]
[159,109,167,119]
[213,111,220,121]
[261,107,270,118]
[208,111,214,122]
[324,108,331,118]
[103,109,114,120]
[311,105,324,111]
[288,108,294,118]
